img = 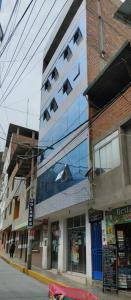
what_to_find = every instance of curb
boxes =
[0,254,66,287]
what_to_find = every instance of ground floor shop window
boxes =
[67,215,86,274]
[116,223,131,289]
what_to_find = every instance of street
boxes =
[0,259,48,300]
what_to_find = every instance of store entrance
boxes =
[51,222,59,269]
[67,215,86,274]
[116,223,131,289]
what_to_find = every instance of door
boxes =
[91,221,102,280]
[68,228,86,273]
[51,222,59,269]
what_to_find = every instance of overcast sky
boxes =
[0,0,68,150]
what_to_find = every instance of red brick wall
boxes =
[90,87,131,143]
[86,0,131,83]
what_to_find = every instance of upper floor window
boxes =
[94,131,120,175]
[73,28,82,45]
[63,46,72,61]
[43,109,50,121]
[50,98,58,112]
[63,79,72,95]
[51,67,58,80]
[44,79,51,91]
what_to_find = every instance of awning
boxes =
[83,41,131,108]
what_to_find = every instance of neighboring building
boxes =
[35,0,131,283]
[0,124,38,265]
[84,40,131,289]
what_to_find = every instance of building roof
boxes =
[114,0,131,26]
[83,41,131,108]
[6,123,38,148]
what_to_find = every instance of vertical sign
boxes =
[103,245,118,292]
[28,199,34,228]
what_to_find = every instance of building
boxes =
[0,124,38,265]
[35,0,131,283]
[84,40,131,289]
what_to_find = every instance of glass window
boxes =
[44,79,51,91]
[94,131,120,175]
[36,140,88,203]
[51,67,58,80]
[63,79,72,95]
[73,28,82,45]
[43,109,50,121]
[50,98,58,112]
[63,46,72,61]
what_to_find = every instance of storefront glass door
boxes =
[51,221,59,269]
[67,215,86,274]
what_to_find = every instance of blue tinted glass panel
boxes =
[36,140,88,203]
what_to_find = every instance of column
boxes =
[86,212,92,283]
[58,218,67,273]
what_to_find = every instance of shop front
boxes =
[106,205,131,289]
[67,214,86,274]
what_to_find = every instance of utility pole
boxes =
[27,138,35,269]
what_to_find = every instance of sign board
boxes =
[103,245,118,292]
[88,209,103,223]
[28,199,34,228]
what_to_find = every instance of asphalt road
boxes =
[0,259,48,300]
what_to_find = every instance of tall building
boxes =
[0,124,38,265]
[35,0,131,283]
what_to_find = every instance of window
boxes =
[51,67,58,80]
[50,98,58,112]
[4,208,7,220]
[43,109,50,121]
[44,79,51,91]
[12,178,15,191]
[63,46,72,60]
[63,79,72,95]
[94,131,120,175]
[9,201,12,215]
[73,28,82,45]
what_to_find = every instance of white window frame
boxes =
[94,130,120,175]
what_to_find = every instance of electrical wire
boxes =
[0,0,35,58]
[0,0,21,78]
[1,0,38,86]
[0,0,69,107]
[1,0,19,42]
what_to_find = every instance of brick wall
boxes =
[86,0,131,83]
[90,87,131,143]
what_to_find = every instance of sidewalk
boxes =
[0,251,131,300]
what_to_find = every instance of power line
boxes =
[1,0,38,86]
[1,0,21,79]
[0,0,69,107]
[1,0,19,42]
[0,0,35,58]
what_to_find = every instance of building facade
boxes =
[84,39,131,289]
[0,124,38,266]
[35,0,131,283]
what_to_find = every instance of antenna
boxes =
[26,98,29,127]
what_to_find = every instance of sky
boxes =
[0,0,68,150]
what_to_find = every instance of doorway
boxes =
[91,221,102,280]
[51,221,59,269]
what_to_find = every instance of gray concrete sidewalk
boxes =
[1,251,131,300]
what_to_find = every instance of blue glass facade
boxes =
[36,140,88,203]
[38,94,87,162]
